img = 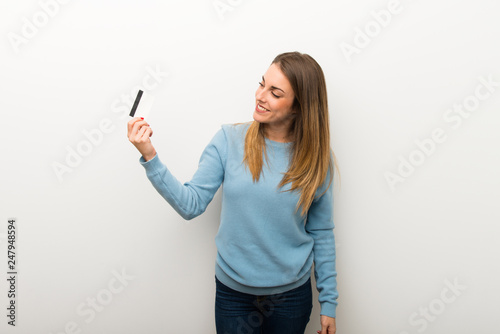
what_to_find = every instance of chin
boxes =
[252,112,265,123]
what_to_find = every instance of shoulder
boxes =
[221,122,250,135]
[207,122,250,151]
[220,122,251,141]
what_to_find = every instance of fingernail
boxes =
[140,117,144,120]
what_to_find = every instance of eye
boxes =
[259,81,280,98]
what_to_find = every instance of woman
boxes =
[127,51,339,334]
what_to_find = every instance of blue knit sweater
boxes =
[139,123,338,317]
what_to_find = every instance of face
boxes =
[254,63,296,131]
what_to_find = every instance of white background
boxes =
[1,0,499,333]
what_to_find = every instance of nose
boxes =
[255,88,266,103]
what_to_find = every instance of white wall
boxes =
[1,0,499,333]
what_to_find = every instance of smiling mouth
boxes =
[257,104,270,112]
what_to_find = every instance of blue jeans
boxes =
[215,276,313,334]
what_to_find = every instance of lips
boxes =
[256,104,270,113]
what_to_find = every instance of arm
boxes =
[128,118,226,220]
[305,175,338,332]
[139,130,226,220]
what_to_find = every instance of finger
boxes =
[127,117,143,135]
[130,121,149,140]
[127,117,148,136]
[135,124,149,142]
[128,118,142,138]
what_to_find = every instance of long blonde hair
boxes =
[243,51,339,216]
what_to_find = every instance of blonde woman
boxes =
[128,51,338,334]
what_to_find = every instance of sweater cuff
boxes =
[139,153,161,171]
[320,301,337,318]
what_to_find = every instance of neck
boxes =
[263,123,293,143]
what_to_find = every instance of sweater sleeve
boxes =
[305,175,338,318]
[138,128,227,220]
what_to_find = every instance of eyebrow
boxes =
[262,76,285,94]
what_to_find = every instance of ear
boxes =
[291,101,301,115]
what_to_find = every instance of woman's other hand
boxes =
[317,315,336,334]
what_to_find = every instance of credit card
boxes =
[129,90,155,119]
